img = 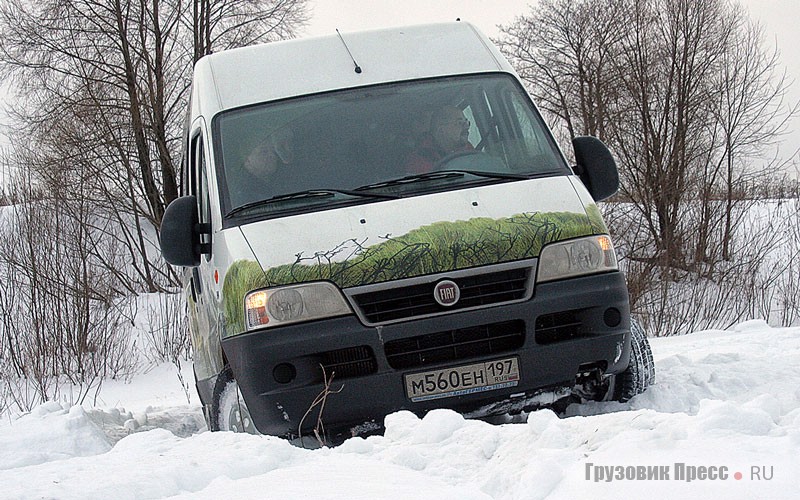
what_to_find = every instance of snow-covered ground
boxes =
[1,320,798,499]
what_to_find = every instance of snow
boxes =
[1,322,799,499]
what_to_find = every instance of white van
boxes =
[160,22,654,440]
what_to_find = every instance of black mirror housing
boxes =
[160,196,202,267]
[572,136,619,202]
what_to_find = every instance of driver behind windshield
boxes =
[405,105,474,174]
[230,127,295,207]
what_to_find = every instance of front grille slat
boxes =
[387,333,523,359]
[350,266,531,324]
[319,346,377,379]
[534,310,586,344]
[385,320,525,370]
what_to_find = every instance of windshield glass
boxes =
[213,74,568,219]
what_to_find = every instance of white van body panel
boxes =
[237,176,588,272]
[192,23,510,120]
[168,21,637,438]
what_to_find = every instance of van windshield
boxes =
[213,74,569,219]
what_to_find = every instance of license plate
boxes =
[405,357,520,402]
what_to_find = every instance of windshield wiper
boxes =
[355,169,534,192]
[326,188,401,200]
[449,169,533,180]
[226,189,398,217]
[355,171,465,191]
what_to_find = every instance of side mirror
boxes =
[159,196,208,267]
[572,136,619,202]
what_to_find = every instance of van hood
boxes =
[229,176,606,291]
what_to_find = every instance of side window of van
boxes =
[461,105,482,148]
[499,90,564,172]
[509,93,546,157]
[191,134,212,261]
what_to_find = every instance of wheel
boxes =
[612,318,655,402]
[211,368,259,434]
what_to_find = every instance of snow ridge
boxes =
[0,323,798,499]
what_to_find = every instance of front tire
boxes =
[613,318,655,402]
[212,368,259,434]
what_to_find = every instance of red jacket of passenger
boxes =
[405,135,474,174]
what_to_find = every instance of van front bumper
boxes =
[221,271,631,438]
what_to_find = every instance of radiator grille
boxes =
[384,320,525,370]
[319,346,377,379]
[534,310,585,344]
[351,267,530,324]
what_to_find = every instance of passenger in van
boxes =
[232,127,295,206]
[405,105,474,174]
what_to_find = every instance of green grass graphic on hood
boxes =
[223,211,599,335]
[585,203,608,234]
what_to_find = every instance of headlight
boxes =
[536,235,618,283]
[244,282,351,330]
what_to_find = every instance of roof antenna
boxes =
[336,29,362,74]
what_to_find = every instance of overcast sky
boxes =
[302,0,521,38]
[302,1,799,74]
[303,0,800,173]
[2,1,798,174]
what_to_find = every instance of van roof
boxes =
[191,22,513,120]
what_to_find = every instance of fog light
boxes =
[273,363,296,384]
[604,308,621,327]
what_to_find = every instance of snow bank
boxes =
[0,322,798,499]
[0,403,110,470]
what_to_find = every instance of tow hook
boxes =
[574,367,607,401]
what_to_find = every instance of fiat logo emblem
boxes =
[433,280,460,307]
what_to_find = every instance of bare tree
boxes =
[0,0,308,409]
[0,159,137,411]
[498,0,798,332]
[192,0,308,62]
[498,0,795,268]
[0,0,308,292]
[496,0,625,142]
[708,12,797,261]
